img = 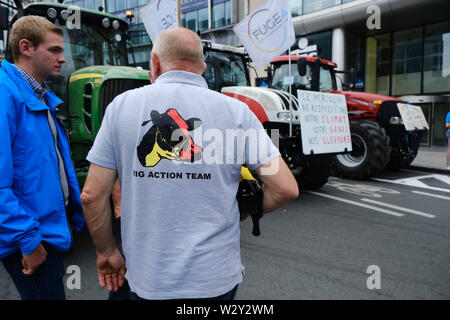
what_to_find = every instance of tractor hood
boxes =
[329,90,404,116]
[330,90,404,104]
[69,65,149,84]
[221,86,300,125]
[67,65,150,144]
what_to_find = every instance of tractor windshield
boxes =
[272,61,337,93]
[319,66,335,92]
[204,50,249,91]
[46,19,128,103]
[272,63,313,92]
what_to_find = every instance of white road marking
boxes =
[432,174,450,185]
[361,198,435,219]
[327,180,400,198]
[307,191,404,217]
[412,190,450,201]
[373,174,450,193]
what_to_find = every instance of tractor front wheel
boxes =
[331,119,391,180]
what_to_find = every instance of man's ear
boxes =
[18,39,34,58]
[150,52,161,83]
[201,62,207,75]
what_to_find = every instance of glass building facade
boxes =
[290,0,356,17]
[182,0,232,32]
[64,0,104,11]
[363,22,450,97]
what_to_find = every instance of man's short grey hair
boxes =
[152,28,204,66]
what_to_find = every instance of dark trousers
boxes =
[129,284,239,300]
[1,244,66,300]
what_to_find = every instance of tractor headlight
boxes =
[47,8,57,19]
[102,18,111,28]
[277,112,291,121]
[60,10,68,20]
[390,116,403,125]
[112,20,120,30]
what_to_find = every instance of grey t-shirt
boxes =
[87,70,280,299]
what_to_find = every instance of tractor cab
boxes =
[202,41,251,91]
[6,2,131,107]
[270,55,338,93]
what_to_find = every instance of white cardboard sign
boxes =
[397,103,429,131]
[297,90,352,155]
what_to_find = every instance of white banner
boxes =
[297,90,352,155]
[141,0,178,43]
[397,103,429,131]
[233,0,295,68]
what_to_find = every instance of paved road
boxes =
[1,169,449,300]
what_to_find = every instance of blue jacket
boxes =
[0,59,85,259]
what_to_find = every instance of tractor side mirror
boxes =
[0,6,9,30]
[297,57,307,77]
[349,68,358,85]
[265,65,273,79]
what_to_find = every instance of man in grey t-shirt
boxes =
[81,27,298,300]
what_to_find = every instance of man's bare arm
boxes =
[254,156,299,213]
[80,164,117,254]
[80,164,125,291]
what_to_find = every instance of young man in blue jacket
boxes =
[0,16,84,300]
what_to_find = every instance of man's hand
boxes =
[255,156,299,213]
[22,243,47,275]
[97,248,126,292]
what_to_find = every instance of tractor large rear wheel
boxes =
[331,119,391,180]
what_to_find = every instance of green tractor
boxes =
[4,2,150,185]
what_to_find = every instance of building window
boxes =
[303,0,341,15]
[65,0,103,11]
[289,0,302,17]
[116,0,127,12]
[392,27,423,96]
[181,0,209,33]
[212,0,231,29]
[346,32,365,90]
[107,0,117,12]
[186,11,198,32]
[127,0,137,9]
[129,23,149,45]
[198,7,209,31]
[423,21,450,94]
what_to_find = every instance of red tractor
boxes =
[267,54,425,179]
[203,42,348,190]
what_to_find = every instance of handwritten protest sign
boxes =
[397,103,429,131]
[297,90,352,155]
